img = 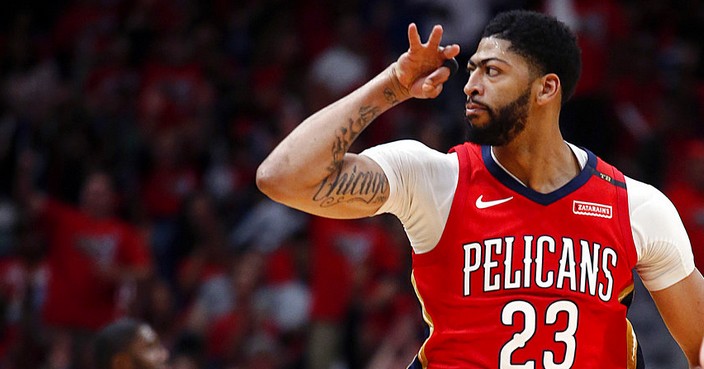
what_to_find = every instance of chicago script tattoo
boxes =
[313,165,388,207]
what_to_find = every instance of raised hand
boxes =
[391,24,461,99]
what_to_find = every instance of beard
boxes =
[465,87,531,146]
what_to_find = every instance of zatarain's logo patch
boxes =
[573,200,613,219]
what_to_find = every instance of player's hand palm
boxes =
[393,24,461,99]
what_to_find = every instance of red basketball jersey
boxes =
[409,143,640,369]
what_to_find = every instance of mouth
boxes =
[465,102,488,116]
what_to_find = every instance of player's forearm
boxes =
[256,65,408,200]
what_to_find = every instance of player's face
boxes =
[129,325,169,369]
[464,85,531,146]
[464,37,536,146]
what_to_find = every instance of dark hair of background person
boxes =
[93,318,142,369]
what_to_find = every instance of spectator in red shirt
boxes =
[23,170,152,369]
[141,130,199,282]
[307,216,403,369]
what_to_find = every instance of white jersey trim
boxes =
[360,140,695,292]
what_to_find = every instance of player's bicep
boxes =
[286,153,389,219]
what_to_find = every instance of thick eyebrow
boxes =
[467,57,509,70]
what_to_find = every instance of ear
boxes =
[535,73,561,106]
[112,352,133,369]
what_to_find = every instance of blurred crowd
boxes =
[0,0,704,368]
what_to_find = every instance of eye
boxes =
[486,66,499,77]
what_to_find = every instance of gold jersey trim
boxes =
[411,271,434,369]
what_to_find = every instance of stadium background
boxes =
[0,0,703,368]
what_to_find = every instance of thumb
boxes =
[420,78,444,99]
[417,65,452,99]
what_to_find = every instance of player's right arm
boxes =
[629,178,704,367]
[256,24,460,219]
[650,269,704,368]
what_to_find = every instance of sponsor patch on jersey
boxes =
[572,200,612,219]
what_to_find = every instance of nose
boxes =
[464,72,483,98]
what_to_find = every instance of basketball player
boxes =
[257,10,704,368]
[94,318,169,369]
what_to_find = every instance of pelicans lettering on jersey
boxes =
[408,143,642,369]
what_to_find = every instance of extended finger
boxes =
[427,25,444,50]
[408,23,422,50]
[442,44,461,59]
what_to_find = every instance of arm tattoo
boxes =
[313,165,388,207]
[383,87,399,106]
[327,105,381,173]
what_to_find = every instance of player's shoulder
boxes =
[363,139,446,154]
[361,139,458,166]
[624,176,673,211]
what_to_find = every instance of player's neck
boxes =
[491,125,580,194]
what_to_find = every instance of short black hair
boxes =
[482,10,582,103]
[94,318,142,369]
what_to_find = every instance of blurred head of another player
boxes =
[464,10,582,146]
[94,318,169,369]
